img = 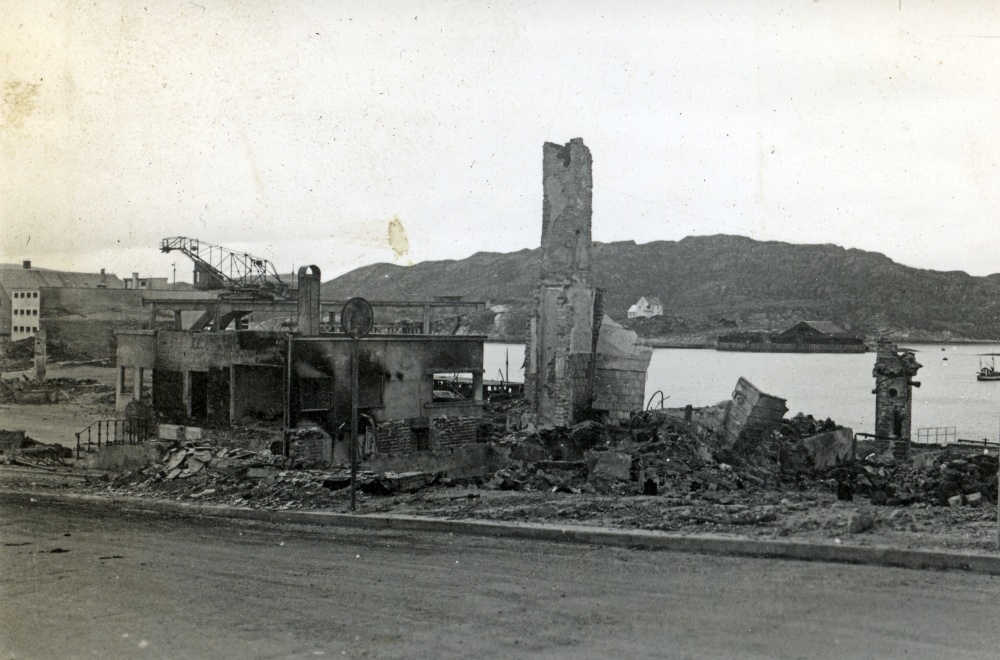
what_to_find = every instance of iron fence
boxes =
[75,418,155,459]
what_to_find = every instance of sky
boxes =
[3,0,1000,282]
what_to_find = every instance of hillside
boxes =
[322,235,1000,343]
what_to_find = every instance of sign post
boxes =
[340,297,373,511]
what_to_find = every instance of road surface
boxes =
[1,493,998,659]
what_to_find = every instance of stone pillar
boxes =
[229,364,237,423]
[297,265,321,336]
[183,371,192,418]
[133,367,143,402]
[422,304,432,334]
[872,338,921,456]
[116,365,125,411]
[540,139,592,283]
[472,371,484,403]
[526,139,596,428]
[33,327,46,381]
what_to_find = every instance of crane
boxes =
[160,237,295,300]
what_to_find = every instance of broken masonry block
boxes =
[846,512,875,534]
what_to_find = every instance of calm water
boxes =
[484,342,1000,441]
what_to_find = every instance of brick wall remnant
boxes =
[871,338,921,456]
[288,426,332,463]
[376,419,415,455]
[429,415,479,449]
[540,139,593,284]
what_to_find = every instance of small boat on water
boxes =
[977,357,1000,381]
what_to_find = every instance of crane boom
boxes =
[160,237,294,299]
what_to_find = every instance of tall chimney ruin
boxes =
[524,138,652,428]
[297,265,322,336]
[872,338,921,459]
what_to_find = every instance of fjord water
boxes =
[484,342,1000,442]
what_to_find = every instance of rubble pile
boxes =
[95,443,445,510]
[0,430,73,469]
[78,399,1000,526]
[0,376,112,404]
[822,451,999,507]
[484,412,794,497]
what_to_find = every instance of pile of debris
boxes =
[822,450,999,507]
[0,430,73,470]
[0,376,111,404]
[96,443,446,510]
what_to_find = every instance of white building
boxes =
[123,272,170,290]
[627,296,664,319]
[9,288,40,341]
[0,261,123,341]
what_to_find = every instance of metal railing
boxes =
[75,418,155,459]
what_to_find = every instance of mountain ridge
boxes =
[322,235,1000,343]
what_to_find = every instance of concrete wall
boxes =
[289,336,483,424]
[132,330,484,456]
[116,331,157,368]
[84,442,168,472]
[591,354,650,420]
[232,365,284,423]
[722,377,788,447]
[326,301,486,329]
[289,336,484,455]
[136,331,286,426]
[39,287,180,359]
[154,330,286,371]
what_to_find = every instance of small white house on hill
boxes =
[627,296,663,319]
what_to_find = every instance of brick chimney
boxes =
[22,260,31,269]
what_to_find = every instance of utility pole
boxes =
[340,297,373,512]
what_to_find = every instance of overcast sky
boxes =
[3,0,1000,282]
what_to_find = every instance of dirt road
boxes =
[2,493,998,659]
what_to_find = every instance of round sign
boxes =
[341,297,374,338]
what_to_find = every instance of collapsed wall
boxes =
[525,138,651,427]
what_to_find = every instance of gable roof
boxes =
[0,266,124,293]
[638,296,663,307]
[787,320,846,335]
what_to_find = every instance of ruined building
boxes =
[524,139,652,427]
[872,338,921,457]
[115,264,486,461]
